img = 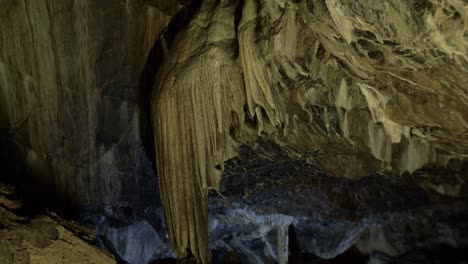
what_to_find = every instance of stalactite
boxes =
[238,0,286,133]
[152,1,243,262]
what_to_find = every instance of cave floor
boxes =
[0,182,116,264]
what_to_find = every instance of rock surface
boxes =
[208,141,468,263]
[93,142,468,263]
[0,0,176,209]
[0,182,116,264]
[96,209,175,264]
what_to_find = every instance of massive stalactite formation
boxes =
[152,0,467,262]
[152,1,244,262]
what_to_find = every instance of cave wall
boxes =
[0,0,176,208]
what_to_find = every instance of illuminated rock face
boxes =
[152,0,468,262]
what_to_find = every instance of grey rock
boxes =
[97,220,175,264]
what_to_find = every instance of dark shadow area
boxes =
[1,166,81,220]
[0,82,82,219]
[287,244,468,264]
[288,225,301,257]
[0,131,24,187]
[289,247,367,264]
[149,259,177,264]
[0,131,43,217]
[138,37,163,174]
[233,0,244,59]
[0,126,81,219]
[288,225,365,263]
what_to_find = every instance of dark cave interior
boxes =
[1,0,468,263]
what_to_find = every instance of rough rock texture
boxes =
[152,0,468,262]
[0,0,178,209]
[0,182,116,264]
[92,142,468,264]
[208,141,468,263]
